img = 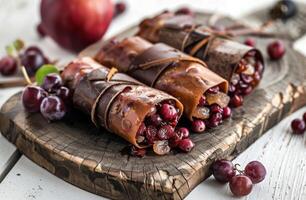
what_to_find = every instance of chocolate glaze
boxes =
[62,57,183,148]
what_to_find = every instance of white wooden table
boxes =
[1,0,306,199]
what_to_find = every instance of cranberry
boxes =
[222,107,232,119]
[209,113,223,127]
[241,74,253,84]
[255,61,264,74]
[244,38,256,47]
[150,114,162,126]
[291,119,306,134]
[229,175,253,196]
[244,161,266,184]
[207,86,219,94]
[176,127,189,139]
[114,2,126,17]
[136,123,146,136]
[210,104,223,114]
[241,86,253,96]
[145,126,157,144]
[303,113,306,123]
[228,84,236,94]
[191,119,206,133]
[178,138,194,152]
[230,95,243,108]
[267,40,286,60]
[159,103,178,121]
[130,146,146,157]
[0,56,17,76]
[169,134,181,148]
[157,125,174,140]
[198,96,206,107]
[175,7,194,16]
[211,159,236,183]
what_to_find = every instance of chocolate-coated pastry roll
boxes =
[95,37,230,129]
[137,12,264,105]
[61,57,184,155]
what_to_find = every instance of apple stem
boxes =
[21,66,32,85]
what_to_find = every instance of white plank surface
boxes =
[1,0,306,200]
[0,88,22,180]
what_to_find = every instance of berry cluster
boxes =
[211,159,266,197]
[132,101,194,156]
[22,73,71,122]
[0,39,50,77]
[291,112,306,134]
[191,86,232,133]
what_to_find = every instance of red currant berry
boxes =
[178,138,194,152]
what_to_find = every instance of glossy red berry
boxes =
[267,40,286,60]
[176,127,189,139]
[56,86,71,103]
[22,86,47,113]
[210,104,223,114]
[229,175,253,196]
[150,114,162,126]
[114,2,126,17]
[244,38,256,47]
[157,125,174,140]
[145,126,157,144]
[159,103,178,121]
[41,73,62,92]
[0,56,18,76]
[211,159,236,183]
[291,119,306,134]
[222,107,232,119]
[209,113,223,127]
[244,161,266,184]
[191,119,206,133]
[230,95,243,108]
[178,138,194,152]
[40,96,66,122]
[198,96,206,107]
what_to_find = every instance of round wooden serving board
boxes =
[1,11,306,200]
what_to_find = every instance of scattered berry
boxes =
[222,107,232,119]
[159,103,178,121]
[291,119,306,134]
[211,159,236,183]
[0,56,17,76]
[267,40,286,60]
[176,127,189,139]
[244,38,256,47]
[178,138,194,152]
[157,125,174,140]
[229,175,253,197]
[230,95,243,108]
[114,2,126,17]
[244,161,266,184]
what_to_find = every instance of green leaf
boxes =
[13,39,25,51]
[5,45,15,56]
[35,64,59,85]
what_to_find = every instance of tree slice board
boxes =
[1,12,306,200]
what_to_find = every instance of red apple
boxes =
[40,0,113,52]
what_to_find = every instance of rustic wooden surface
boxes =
[1,10,306,200]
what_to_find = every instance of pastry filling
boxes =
[229,51,264,107]
[132,100,194,156]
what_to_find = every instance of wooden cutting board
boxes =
[1,11,306,200]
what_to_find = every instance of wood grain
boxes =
[1,12,306,200]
